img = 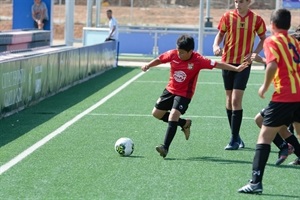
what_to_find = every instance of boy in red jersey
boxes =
[238,9,300,194]
[251,28,300,166]
[213,0,267,150]
[141,34,248,158]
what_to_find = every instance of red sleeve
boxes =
[158,50,174,63]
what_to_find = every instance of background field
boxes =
[0,65,300,199]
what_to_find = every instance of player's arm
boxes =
[251,54,266,64]
[258,60,277,98]
[108,26,116,38]
[141,58,162,72]
[215,62,249,72]
[245,34,266,62]
[212,31,225,56]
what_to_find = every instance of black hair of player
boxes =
[176,35,195,52]
[270,8,291,30]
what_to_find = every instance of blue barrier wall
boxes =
[13,0,52,30]
[83,27,270,57]
[117,30,266,56]
[0,41,117,118]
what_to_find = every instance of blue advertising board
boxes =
[282,0,300,8]
[12,0,52,30]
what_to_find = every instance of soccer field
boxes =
[0,66,299,199]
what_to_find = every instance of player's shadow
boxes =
[165,156,300,170]
[258,193,300,199]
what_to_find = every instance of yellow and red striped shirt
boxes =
[218,9,266,64]
[264,31,300,102]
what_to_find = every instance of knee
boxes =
[254,113,263,128]
[152,108,162,119]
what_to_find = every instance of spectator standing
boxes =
[105,9,119,41]
[32,0,48,30]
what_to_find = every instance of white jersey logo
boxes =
[174,71,187,82]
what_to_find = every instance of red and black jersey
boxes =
[218,9,266,64]
[159,50,217,99]
[264,30,300,102]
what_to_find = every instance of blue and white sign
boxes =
[282,0,300,9]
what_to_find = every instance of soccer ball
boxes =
[114,137,134,156]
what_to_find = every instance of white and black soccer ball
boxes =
[114,137,134,156]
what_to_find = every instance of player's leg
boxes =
[224,65,250,150]
[287,112,300,165]
[255,108,289,165]
[222,69,236,149]
[156,95,191,158]
[239,102,295,193]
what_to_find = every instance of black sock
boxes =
[163,121,178,150]
[288,124,294,134]
[160,112,186,128]
[273,133,287,149]
[160,112,169,123]
[231,110,243,141]
[226,109,232,127]
[252,144,270,183]
[178,118,186,128]
[285,135,300,157]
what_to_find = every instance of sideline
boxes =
[0,71,146,175]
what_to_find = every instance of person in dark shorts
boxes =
[251,26,300,166]
[213,0,267,150]
[238,8,300,194]
[141,34,249,158]
[31,0,48,30]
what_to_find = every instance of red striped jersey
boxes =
[159,50,217,99]
[264,30,300,102]
[218,9,266,64]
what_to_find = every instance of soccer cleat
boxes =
[275,146,289,165]
[224,142,239,150]
[156,145,168,158]
[181,119,192,140]
[288,157,300,165]
[238,181,263,194]
[239,139,245,149]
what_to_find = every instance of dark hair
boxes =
[106,9,112,13]
[292,25,300,41]
[270,9,291,30]
[176,35,194,52]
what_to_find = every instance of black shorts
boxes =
[222,63,251,90]
[155,89,191,115]
[262,101,300,127]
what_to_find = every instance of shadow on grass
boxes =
[164,156,300,169]
[0,67,136,148]
[258,193,300,199]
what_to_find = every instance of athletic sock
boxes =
[252,144,271,183]
[160,112,169,123]
[231,109,243,141]
[273,133,287,149]
[178,118,186,128]
[163,121,178,150]
[288,124,294,134]
[226,108,232,127]
[160,112,186,127]
[285,135,300,157]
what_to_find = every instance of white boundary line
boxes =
[0,71,146,175]
[88,113,254,120]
